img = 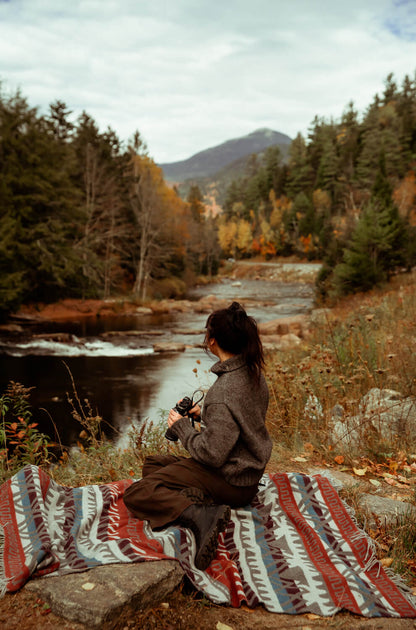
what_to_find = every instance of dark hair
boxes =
[205,301,265,381]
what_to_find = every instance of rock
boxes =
[258,314,309,338]
[304,394,324,423]
[309,308,333,326]
[194,295,229,313]
[0,323,24,333]
[25,560,184,628]
[331,388,416,449]
[171,329,204,335]
[153,342,187,353]
[359,387,404,414]
[32,332,76,343]
[279,333,302,348]
[262,334,302,351]
[101,330,163,337]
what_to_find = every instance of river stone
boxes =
[153,342,187,353]
[32,332,76,343]
[25,560,184,628]
[0,323,24,333]
[258,314,309,338]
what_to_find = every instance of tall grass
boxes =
[265,270,416,463]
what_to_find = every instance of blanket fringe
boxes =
[0,523,7,598]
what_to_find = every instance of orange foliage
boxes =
[393,170,416,225]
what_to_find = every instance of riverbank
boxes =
[1,265,416,629]
[5,259,321,324]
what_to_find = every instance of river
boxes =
[0,266,318,449]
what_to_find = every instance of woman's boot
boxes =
[177,503,231,570]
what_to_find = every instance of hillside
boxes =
[159,127,292,182]
[175,147,284,207]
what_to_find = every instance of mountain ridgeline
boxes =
[159,128,292,182]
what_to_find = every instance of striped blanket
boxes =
[1,465,415,617]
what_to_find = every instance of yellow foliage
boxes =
[313,189,331,212]
[236,219,252,253]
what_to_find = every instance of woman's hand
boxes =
[167,408,182,428]
[189,404,201,417]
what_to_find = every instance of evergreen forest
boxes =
[1,72,416,320]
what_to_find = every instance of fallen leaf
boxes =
[334,455,344,465]
[216,622,234,630]
[353,467,367,476]
[396,474,410,485]
[389,460,399,473]
[384,478,398,486]
[291,456,308,462]
[81,582,96,591]
[306,613,321,619]
[369,478,381,487]
[380,557,394,568]
[304,442,314,452]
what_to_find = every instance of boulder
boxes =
[262,334,302,351]
[25,560,184,628]
[331,388,416,449]
[259,314,309,338]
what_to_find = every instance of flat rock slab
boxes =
[25,560,184,628]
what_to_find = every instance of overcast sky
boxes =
[1,0,416,163]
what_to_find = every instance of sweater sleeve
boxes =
[172,402,240,468]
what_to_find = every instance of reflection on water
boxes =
[0,348,215,449]
[0,276,316,447]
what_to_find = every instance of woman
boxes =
[123,301,272,570]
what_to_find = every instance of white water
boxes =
[4,337,155,358]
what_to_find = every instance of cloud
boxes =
[0,0,415,162]
[384,0,416,41]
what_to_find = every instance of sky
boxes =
[1,0,416,164]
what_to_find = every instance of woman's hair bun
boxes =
[228,301,247,322]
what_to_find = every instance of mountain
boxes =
[159,128,292,182]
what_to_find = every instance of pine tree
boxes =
[333,203,406,295]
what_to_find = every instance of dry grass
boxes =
[265,269,416,464]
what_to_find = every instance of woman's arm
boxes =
[172,402,240,468]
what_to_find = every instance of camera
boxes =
[165,390,204,442]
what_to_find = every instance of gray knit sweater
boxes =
[171,355,272,487]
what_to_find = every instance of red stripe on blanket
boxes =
[0,480,29,591]
[272,473,362,615]
[315,475,416,618]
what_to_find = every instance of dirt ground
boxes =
[0,587,416,630]
[1,580,416,630]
